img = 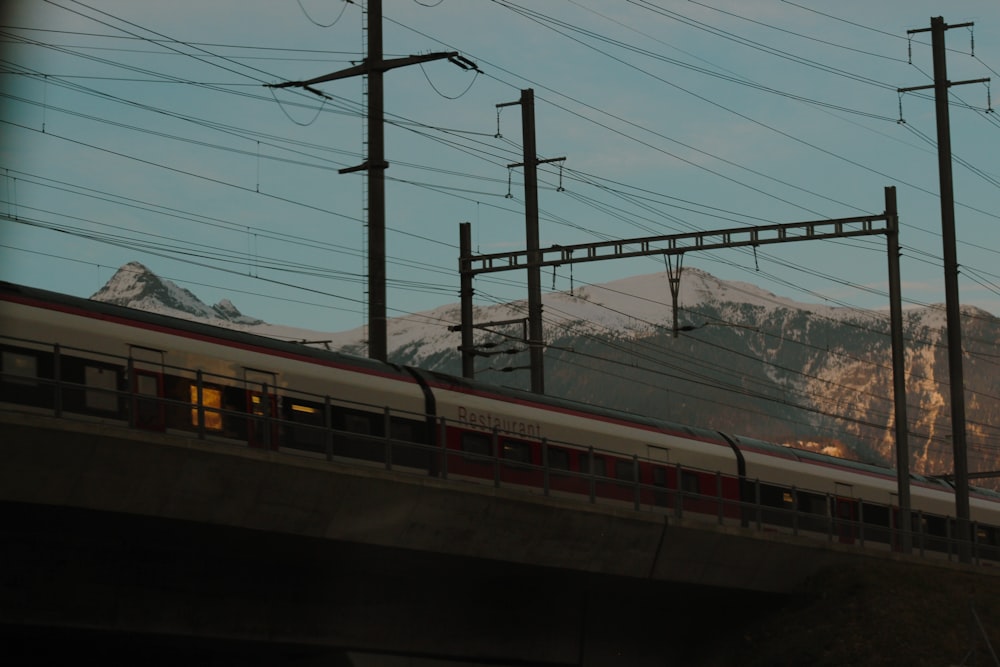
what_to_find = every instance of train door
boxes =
[245,368,278,450]
[129,346,165,431]
[833,483,856,544]
[647,445,671,508]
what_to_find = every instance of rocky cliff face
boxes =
[91,262,1000,479]
[380,271,1000,480]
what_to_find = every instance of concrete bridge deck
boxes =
[0,410,981,665]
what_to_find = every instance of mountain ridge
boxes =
[91,262,265,326]
[88,262,1000,481]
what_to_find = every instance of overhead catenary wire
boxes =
[4,1,1000,470]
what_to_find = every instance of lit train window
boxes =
[189,385,223,430]
[2,350,38,386]
[502,439,532,463]
[84,365,117,412]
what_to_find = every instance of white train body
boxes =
[2,281,998,558]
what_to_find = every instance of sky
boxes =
[2,0,999,345]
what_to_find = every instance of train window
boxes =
[189,385,223,430]
[132,371,164,431]
[461,432,491,455]
[460,432,492,463]
[84,365,117,412]
[862,502,888,526]
[582,454,607,478]
[799,492,827,516]
[681,470,700,495]
[136,373,159,396]
[502,438,532,463]
[286,399,325,445]
[749,483,787,511]
[547,446,570,471]
[391,419,416,443]
[250,393,266,417]
[614,459,635,482]
[2,350,38,386]
[344,411,373,435]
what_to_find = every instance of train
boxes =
[2,279,999,560]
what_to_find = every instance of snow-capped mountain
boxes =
[90,262,1000,481]
[92,262,265,326]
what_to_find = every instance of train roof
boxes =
[731,433,917,482]
[0,280,413,380]
[11,280,989,498]
[414,366,728,442]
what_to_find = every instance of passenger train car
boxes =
[2,280,999,559]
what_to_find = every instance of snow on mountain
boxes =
[91,262,264,326]
[354,267,873,367]
[88,261,893,360]
[88,261,1000,481]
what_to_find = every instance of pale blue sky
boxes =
[2,1,999,338]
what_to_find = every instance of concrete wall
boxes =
[0,411,967,664]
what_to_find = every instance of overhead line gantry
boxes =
[457,186,914,552]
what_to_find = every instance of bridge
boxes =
[0,409,986,666]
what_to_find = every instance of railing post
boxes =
[858,500,865,547]
[890,503,898,551]
[384,406,392,471]
[439,417,448,479]
[261,382,271,449]
[634,455,641,512]
[542,438,550,497]
[492,427,500,488]
[973,521,980,565]
[127,357,135,429]
[674,463,683,520]
[947,517,953,562]
[754,478,761,531]
[324,396,333,461]
[826,493,834,542]
[53,343,62,418]
[917,510,925,558]
[196,370,205,440]
[588,447,596,504]
[716,471,723,525]
[791,486,799,536]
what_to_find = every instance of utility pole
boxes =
[899,17,989,559]
[459,222,475,379]
[266,0,477,362]
[884,186,912,554]
[496,89,564,394]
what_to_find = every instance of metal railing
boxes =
[0,337,995,566]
